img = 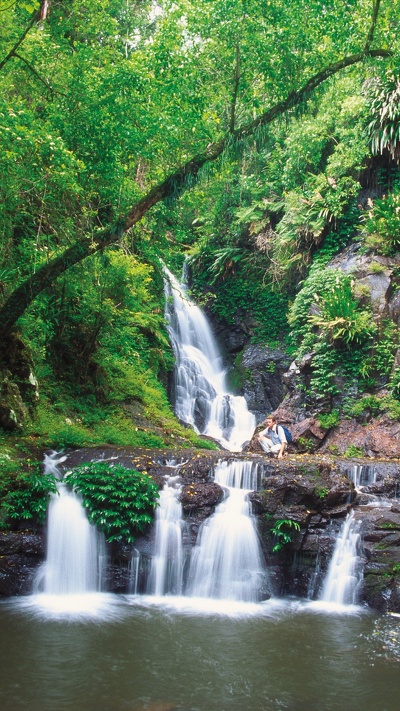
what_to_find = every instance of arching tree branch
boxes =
[0,47,393,340]
[0,8,41,71]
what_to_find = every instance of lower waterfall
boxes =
[187,461,266,602]
[146,476,184,596]
[37,483,105,595]
[31,452,109,616]
[143,459,268,603]
[319,510,363,606]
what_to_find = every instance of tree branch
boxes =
[0,9,41,71]
[13,52,54,93]
[364,0,382,53]
[0,47,393,339]
[229,44,241,134]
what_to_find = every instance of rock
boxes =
[289,418,328,450]
[0,530,44,596]
[0,370,29,430]
[180,481,224,513]
[320,416,400,459]
[235,344,291,421]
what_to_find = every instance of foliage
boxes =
[366,73,400,162]
[0,0,399,446]
[318,410,340,430]
[346,393,400,421]
[308,277,376,346]
[344,444,364,458]
[65,462,160,543]
[297,436,315,452]
[362,189,400,256]
[270,518,301,553]
[0,454,57,527]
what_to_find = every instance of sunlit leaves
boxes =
[65,461,160,543]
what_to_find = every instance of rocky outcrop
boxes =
[320,417,400,459]
[0,334,39,430]
[234,344,291,422]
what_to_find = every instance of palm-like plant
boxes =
[366,73,400,162]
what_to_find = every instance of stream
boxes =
[1,596,399,711]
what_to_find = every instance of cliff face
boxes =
[1,448,399,613]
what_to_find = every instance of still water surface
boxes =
[0,595,399,711]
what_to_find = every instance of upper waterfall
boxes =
[163,266,256,451]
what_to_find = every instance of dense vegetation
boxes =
[1,1,400,529]
[65,462,160,543]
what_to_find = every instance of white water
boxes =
[187,460,267,602]
[319,511,363,606]
[349,464,377,489]
[164,266,255,451]
[147,476,184,596]
[35,453,106,597]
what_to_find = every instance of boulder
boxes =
[180,481,224,513]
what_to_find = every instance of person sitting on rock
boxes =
[258,415,287,459]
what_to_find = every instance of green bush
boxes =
[0,458,57,527]
[362,190,400,256]
[65,462,160,543]
[318,410,340,429]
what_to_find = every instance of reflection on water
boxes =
[0,596,399,711]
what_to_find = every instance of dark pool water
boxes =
[0,594,399,711]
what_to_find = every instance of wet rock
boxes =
[180,481,224,513]
[0,530,45,596]
[238,344,291,421]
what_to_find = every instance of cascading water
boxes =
[163,266,255,451]
[187,460,267,602]
[147,475,185,596]
[319,510,363,606]
[35,452,105,597]
[349,464,377,490]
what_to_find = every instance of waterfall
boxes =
[35,452,106,596]
[319,511,363,606]
[147,476,185,596]
[187,460,267,602]
[163,266,256,451]
[349,464,377,489]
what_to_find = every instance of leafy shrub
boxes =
[344,445,364,458]
[308,278,376,346]
[366,73,400,162]
[347,393,400,421]
[65,462,160,543]
[270,518,301,552]
[318,410,340,429]
[0,459,57,526]
[362,190,400,256]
